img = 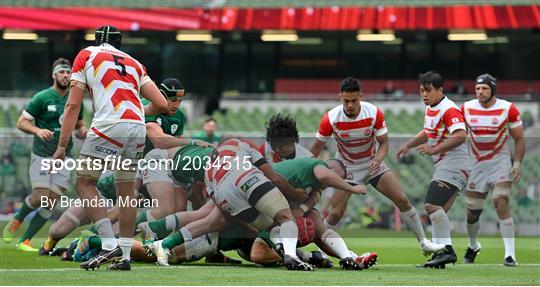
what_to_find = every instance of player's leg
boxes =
[464,190,486,263]
[324,188,352,228]
[40,206,90,255]
[143,181,177,220]
[492,181,517,266]
[138,200,215,241]
[155,205,228,266]
[188,181,208,210]
[174,186,189,213]
[373,171,444,255]
[422,180,460,268]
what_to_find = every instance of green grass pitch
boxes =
[1,224,539,285]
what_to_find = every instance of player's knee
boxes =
[467,209,483,224]
[425,181,457,210]
[329,207,345,222]
[492,186,510,208]
[394,194,412,211]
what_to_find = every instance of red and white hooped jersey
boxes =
[462,99,521,162]
[423,97,468,163]
[316,102,387,166]
[205,139,266,192]
[71,43,151,127]
[258,141,313,163]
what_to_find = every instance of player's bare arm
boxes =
[74,119,88,139]
[141,81,168,116]
[309,139,326,158]
[16,114,53,141]
[292,190,321,217]
[52,80,85,160]
[369,133,389,175]
[146,122,208,149]
[258,163,308,202]
[396,130,428,160]
[509,125,526,182]
[417,129,466,156]
[313,165,366,194]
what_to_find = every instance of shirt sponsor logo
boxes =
[340,132,350,138]
[47,105,57,112]
[240,175,260,192]
[471,118,479,124]
[492,117,499,125]
[95,145,117,155]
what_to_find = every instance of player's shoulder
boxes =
[31,88,54,100]
[326,105,343,121]
[463,99,479,107]
[441,97,461,111]
[360,101,378,111]
[494,98,513,109]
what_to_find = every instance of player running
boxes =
[3,58,86,251]
[396,71,470,268]
[461,74,525,267]
[259,113,313,163]
[51,25,167,271]
[310,77,443,256]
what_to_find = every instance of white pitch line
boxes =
[1,263,539,272]
[0,265,194,272]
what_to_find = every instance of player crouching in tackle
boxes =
[461,74,525,267]
[51,25,167,271]
[397,71,470,269]
[310,77,444,257]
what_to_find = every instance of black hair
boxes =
[265,113,299,146]
[327,159,347,177]
[419,71,444,89]
[52,58,71,69]
[95,25,122,49]
[204,118,217,124]
[340,77,361,93]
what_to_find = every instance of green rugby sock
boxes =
[19,209,50,243]
[162,231,184,250]
[14,197,36,222]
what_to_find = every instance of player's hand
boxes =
[368,158,382,175]
[351,184,367,195]
[36,129,54,141]
[289,188,309,203]
[74,127,88,140]
[511,162,521,182]
[50,146,66,173]
[190,139,213,147]
[416,144,437,156]
[395,145,409,160]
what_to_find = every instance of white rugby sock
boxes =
[279,220,299,258]
[146,209,156,222]
[118,237,133,261]
[165,214,179,230]
[467,222,481,250]
[323,218,339,230]
[95,218,117,250]
[429,209,452,246]
[400,206,427,243]
[499,217,515,259]
[321,229,350,259]
[270,226,283,245]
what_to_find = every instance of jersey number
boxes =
[112,55,127,76]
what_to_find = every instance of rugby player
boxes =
[51,25,167,271]
[310,77,443,256]
[461,74,525,267]
[3,58,86,251]
[396,71,470,268]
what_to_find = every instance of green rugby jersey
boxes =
[271,157,328,193]
[171,144,215,184]
[142,99,185,155]
[24,87,83,157]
